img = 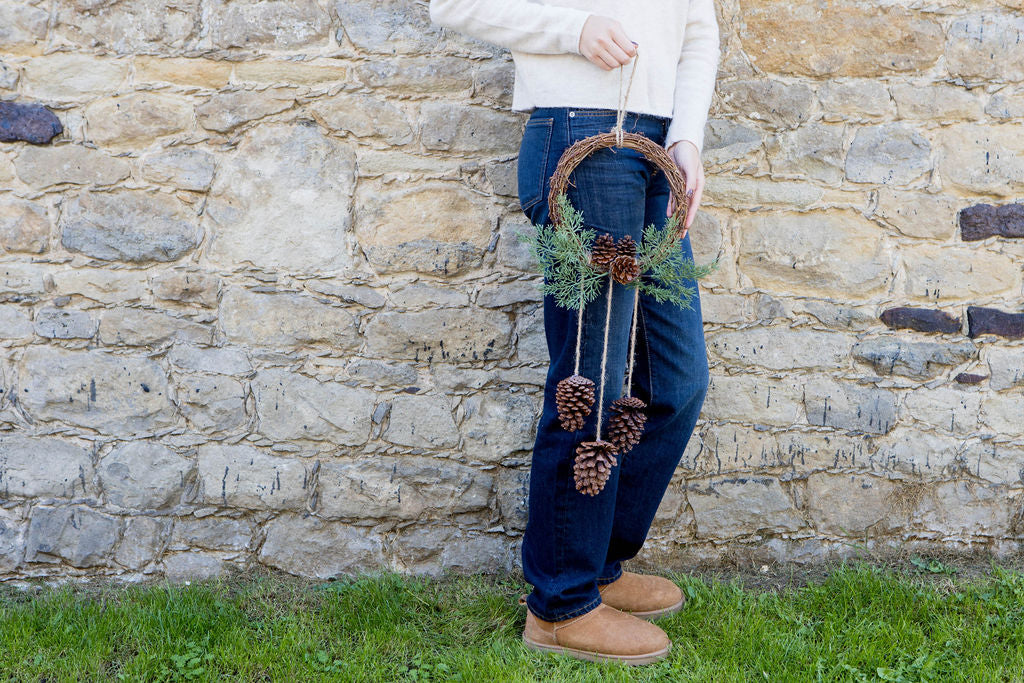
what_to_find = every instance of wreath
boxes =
[517,56,719,495]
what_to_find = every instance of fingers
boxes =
[579,16,636,70]
[685,167,705,230]
[666,194,675,218]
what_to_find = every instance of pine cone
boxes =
[555,374,596,431]
[610,254,640,284]
[573,439,619,496]
[616,234,637,259]
[607,396,648,454]
[589,233,617,272]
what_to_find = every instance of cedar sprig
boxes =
[630,216,720,311]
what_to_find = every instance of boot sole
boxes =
[628,596,686,621]
[522,635,670,666]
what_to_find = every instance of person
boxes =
[429,0,719,666]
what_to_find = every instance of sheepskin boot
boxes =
[521,601,671,665]
[597,571,686,620]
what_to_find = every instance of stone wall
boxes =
[0,0,1022,584]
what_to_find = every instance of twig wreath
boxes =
[518,47,720,496]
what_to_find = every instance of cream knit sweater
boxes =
[428,0,720,153]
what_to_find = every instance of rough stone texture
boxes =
[959,203,1024,242]
[0,101,63,143]
[60,190,203,263]
[3,1,1024,584]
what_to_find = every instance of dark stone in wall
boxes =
[968,306,1024,340]
[879,307,961,334]
[960,203,1024,241]
[0,101,62,144]
[954,373,986,384]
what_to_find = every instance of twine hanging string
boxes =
[594,271,615,439]
[624,286,640,397]
[613,45,640,147]
[573,278,585,375]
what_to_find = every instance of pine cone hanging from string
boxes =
[555,374,596,431]
[616,234,637,259]
[607,396,648,454]
[590,233,617,272]
[574,439,619,496]
[610,254,640,284]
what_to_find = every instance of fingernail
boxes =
[686,189,694,199]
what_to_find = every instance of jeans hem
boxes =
[596,566,623,585]
[526,593,603,623]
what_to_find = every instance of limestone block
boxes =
[134,57,232,88]
[163,551,226,582]
[496,221,539,272]
[872,189,959,240]
[384,394,459,449]
[51,268,147,304]
[845,124,931,185]
[803,378,898,435]
[85,93,193,147]
[704,177,822,209]
[987,347,1024,391]
[167,344,252,377]
[703,119,762,166]
[717,79,814,127]
[177,374,247,432]
[910,480,1012,537]
[60,190,203,263]
[902,386,982,435]
[196,443,309,510]
[232,58,348,86]
[206,0,329,50]
[851,338,977,379]
[220,287,360,350]
[740,1,943,77]
[901,245,1019,302]
[114,517,169,570]
[253,369,373,445]
[870,427,960,478]
[195,88,294,133]
[389,283,469,309]
[707,327,853,371]
[393,527,513,575]
[514,306,547,364]
[0,262,47,298]
[804,473,899,535]
[817,80,894,120]
[945,13,1024,82]
[0,306,33,340]
[461,389,540,462]
[936,124,1024,196]
[151,269,220,307]
[980,393,1024,434]
[703,373,804,426]
[960,441,1024,486]
[343,359,418,388]
[14,144,131,188]
[473,61,514,107]
[141,148,216,192]
[18,346,176,436]
[99,441,192,509]
[891,83,981,122]
[204,122,357,272]
[55,0,200,53]
[22,53,129,100]
[33,306,97,339]
[173,516,254,551]
[98,307,213,346]
[766,123,845,184]
[363,308,513,363]
[986,88,1024,120]
[475,280,542,308]
[0,197,50,254]
[686,476,803,538]
[420,101,523,155]
[0,510,23,572]
[0,3,48,51]
[0,434,94,499]
[306,281,386,308]
[316,456,492,520]
[258,514,384,578]
[354,57,474,93]
[738,211,890,298]
[332,0,440,55]
[24,506,121,567]
[312,93,412,145]
[496,467,529,531]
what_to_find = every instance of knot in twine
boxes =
[613,44,640,147]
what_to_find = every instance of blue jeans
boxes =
[517,107,711,622]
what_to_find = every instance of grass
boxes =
[1,558,1024,682]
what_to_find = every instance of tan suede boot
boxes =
[520,600,671,665]
[597,571,686,620]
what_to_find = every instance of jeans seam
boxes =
[596,565,623,585]
[528,593,602,622]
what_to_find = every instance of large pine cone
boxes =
[610,254,640,284]
[555,374,595,431]
[573,439,619,496]
[607,396,648,454]
[589,233,617,271]
[616,234,637,259]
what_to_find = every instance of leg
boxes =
[520,110,660,621]
[598,169,711,582]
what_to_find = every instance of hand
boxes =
[578,15,636,70]
[666,140,704,230]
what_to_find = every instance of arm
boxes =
[664,0,721,154]
[429,0,592,55]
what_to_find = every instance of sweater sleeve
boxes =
[428,0,592,55]
[664,0,721,154]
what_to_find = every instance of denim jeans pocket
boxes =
[517,116,554,213]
